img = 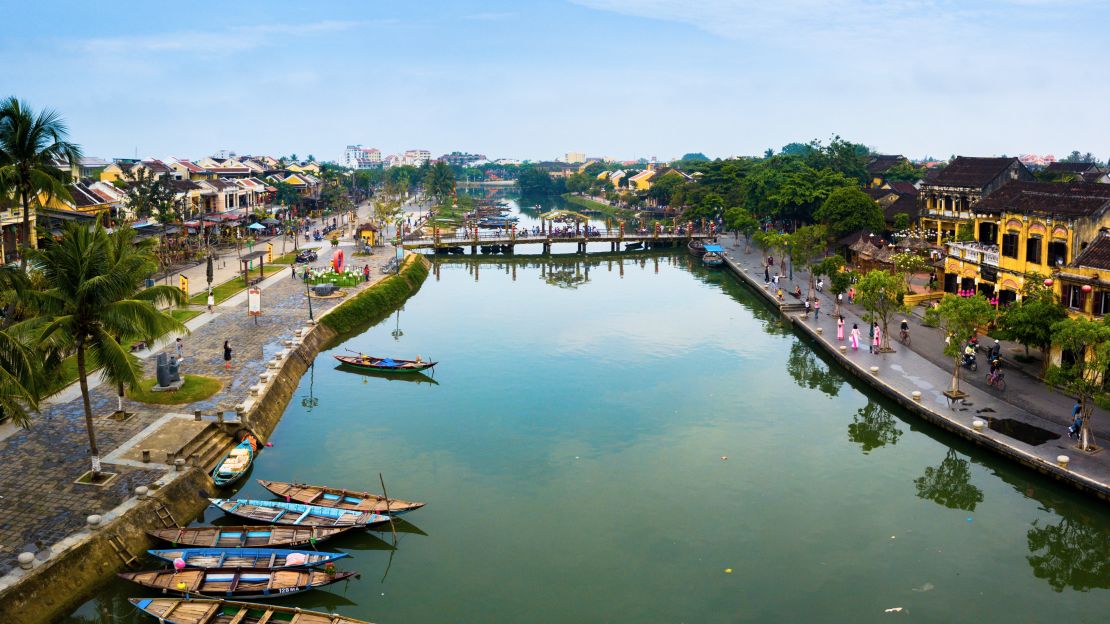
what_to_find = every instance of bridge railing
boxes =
[405,228,713,245]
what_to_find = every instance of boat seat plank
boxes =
[228,568,242,592]
[256,608,275,624]
[294,508,312,525]
[268,552,277,568]
[226,606,250,624]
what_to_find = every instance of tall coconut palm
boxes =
[0,96,82,270]
[24,221,184,475]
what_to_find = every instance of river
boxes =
[65,210,1110,622]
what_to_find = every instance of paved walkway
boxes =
[0,203,401,574]
[720,235,1110,495]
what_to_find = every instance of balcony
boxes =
[946,241,999,267]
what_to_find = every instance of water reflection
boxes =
[786,340,843,397]
[1027,514,1110,592]
[542,263,589,289]
[913,448,984,511]
[846,401,903,453]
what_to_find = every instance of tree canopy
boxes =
[815,187,885,238]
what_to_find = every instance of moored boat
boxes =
[688,239,707,257]
[148,547,348,569]
[148,525,353,548]
[334,354,436,373]
[119,566,356,599]
[258,479,426,514]
[211,434,258,487]
[209,498,392,528]
[129,597,373,624]
[702,243,725,267]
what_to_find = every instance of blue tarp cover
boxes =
[703,244,724,252]
[379,358,398,367]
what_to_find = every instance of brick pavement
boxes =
[0,211,398,575]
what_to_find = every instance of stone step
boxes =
[191,431,237,473]
[177,423,220,459]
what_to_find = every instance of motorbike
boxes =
[961,353,978,372]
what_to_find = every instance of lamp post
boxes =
[305,277,314,322]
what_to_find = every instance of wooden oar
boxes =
[379,472,397,545]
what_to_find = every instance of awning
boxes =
[248,222,265,230]
[261,217,280,225]
[703,244,724,253]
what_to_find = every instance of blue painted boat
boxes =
[209,498,392,528]
[211,435,258,487]
[129,597,373,624]
[702,243,725,267]
[148,547,348,569]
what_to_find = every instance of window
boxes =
[1001,233,1019,258]
[1025,236,1042,264]
[978,222,998,244]
[1064,284,1086,310]
[1048,241,1068,267]
[1095,291,1110,317]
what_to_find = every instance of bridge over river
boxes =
[402,227,713,254]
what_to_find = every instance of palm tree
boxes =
[0,265,42,426]
[0,96,82,270]
[24,221,184,476]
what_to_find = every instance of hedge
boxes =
[319,254,431,336]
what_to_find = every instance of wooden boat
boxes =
[688,239,707,257]
[702,243,725,267]
[258,479,426,514]
[334,354,436,373]
[130,597,373,624]
[209,498,392,528]
[148,525,353,548]
[211,435,257,487]
[624,242,644,250]
[148,547,348,569]
[332,364,439,385]
[119,566,356,599]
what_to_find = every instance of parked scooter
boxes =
[961,353,978,372]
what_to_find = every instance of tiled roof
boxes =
[167,179,200,192]
[866,155,905,176]
[884,195,920,223]
[176,159,206,173]
[925,156,1021,189]
[1071,234,1110,270]
[1045,162,1099,174]
[68,182,105,208]
[886,181,919,196]
[976,181,1110,217]
[142,159,173,174]
[209,167,250,174]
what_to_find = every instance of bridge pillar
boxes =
[471,245,477,255]
[506,244,514,255]
[543,242,551,255]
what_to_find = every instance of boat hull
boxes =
[119,567,357,599]
[210,498,392,528]
[148,525,353,548]
[212,437,257,487]
[334,354,436,373]
[258,479,426,514]
[148,547,348,569]
[129,597,373,624]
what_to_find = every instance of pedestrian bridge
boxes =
[402,228,713,254]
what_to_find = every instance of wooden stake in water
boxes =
[379,472,397,544]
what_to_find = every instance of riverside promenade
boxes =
[0,211,396,576]
[717,235,1110,501]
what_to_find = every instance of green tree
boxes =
[995,279,1067,370]
[24,222,185,476]
[883,161,925,183]
[855,269,909,352]
[124,170,182,280]
[565,172,591,194]
[518,166,556,196]
[815,255,848,316]
[0,96,82,270]
[814,187,885,238]
[914,449,983,511]
[892,212,910,233]
[753,230,789,276]
[0,266,42,426]
[935,293,995,394]
[424,160,455,204]
[789,224,829,299]
[847,401,903,453]
[1051,316,1110,452]
[956,222,976,242]
[892,252,930,293]
[724,206,759,252]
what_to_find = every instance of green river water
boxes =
[66,209,1110,623]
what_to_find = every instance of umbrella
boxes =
[261,217,280,225]
[248,222,265,230]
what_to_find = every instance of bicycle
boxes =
[985,371,1006,391]
[899,329,911,346]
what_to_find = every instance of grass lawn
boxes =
[171,309,203,324]
[562,194,634,219]
[188,265,286,305]
[127,374,222,405]
[271,251,299,265]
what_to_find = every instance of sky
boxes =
[2,0,1108,163]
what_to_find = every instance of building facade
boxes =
[918,156,1034,244]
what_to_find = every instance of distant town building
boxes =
[565,152,586,164]
[213,149,236,160]
[343,145,382,169]
[440,151,487,167]
[402,150,431,167]
[1019,154,1058,168]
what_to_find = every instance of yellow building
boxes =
[628,169,655,191]
[608,170,626,189]
[919,156,1033,245]
[940,181,1110,305]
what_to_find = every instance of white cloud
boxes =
[74,20,374,57]
[463,11,516,21]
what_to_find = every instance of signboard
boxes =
[247,288,262,317]
[395,246,405,261]
[178,275,189,298]
[266,242,273,263]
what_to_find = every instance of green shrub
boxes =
[319,255,430,337]
[922,306,940,327]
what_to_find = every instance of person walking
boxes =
[804,299,811,319]
[290,265,296,279]
[872,322,882,354]
[175,337,184,361]
[764,266,770,283]
[223,340,232,371]
[850,323,861,350]
[837,316,844,341]
[848,287,855,304]
[813,298,820,318]
[207,291,214,314]
[868,322,875,353]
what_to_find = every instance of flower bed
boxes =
[305,268,363,288]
